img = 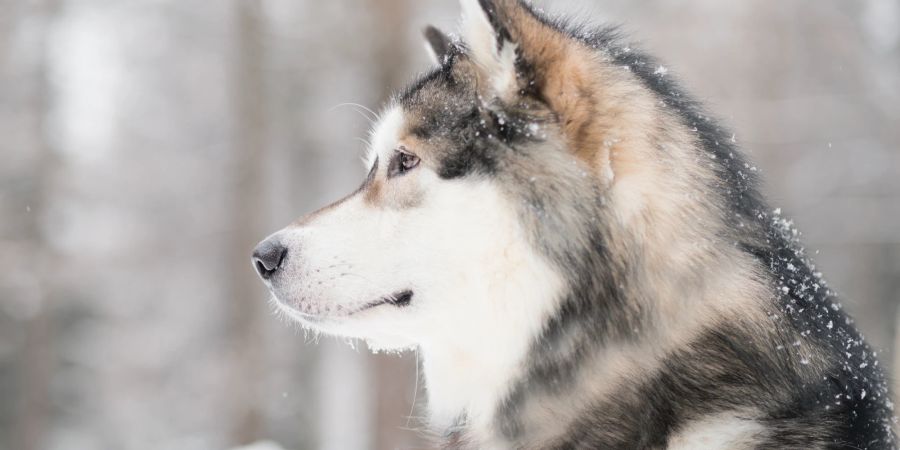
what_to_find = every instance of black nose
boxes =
[252,238,287,280]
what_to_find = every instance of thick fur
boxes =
[254,1,896,448]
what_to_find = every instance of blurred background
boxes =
[1,0,898,449]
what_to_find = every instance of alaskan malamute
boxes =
[252,1,896,447]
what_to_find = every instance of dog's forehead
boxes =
[400,66,476,135]
[367,66,476,168]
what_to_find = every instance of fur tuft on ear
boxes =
[423,26,454,65]
[459,0,518,98]
[454,0,624,183]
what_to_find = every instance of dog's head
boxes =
[253,0,629,351]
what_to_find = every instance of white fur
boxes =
[459,0,518,98]
[667,413,765,449]
[413,184,565,432]
[365,105,404,169]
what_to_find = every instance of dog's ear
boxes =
[459,0,620,180]
[459,0,519,99]
[423,26,454,65]
[458,0,570,101]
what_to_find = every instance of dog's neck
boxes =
[416,246,567,445]
[419,326,532,441]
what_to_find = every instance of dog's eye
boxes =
[388,149,420,177]
[401,152,420,170]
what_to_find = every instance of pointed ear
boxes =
[457,0,620,180]
[459,0,519,98]
[423,26,454,65]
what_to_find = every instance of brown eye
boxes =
[400,152,419,170]
[388,149,420,177]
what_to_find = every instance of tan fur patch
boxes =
[484,1,662,191]
[363,179,383,204]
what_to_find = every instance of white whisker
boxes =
[329,102,378,122]
[406,348,421,428]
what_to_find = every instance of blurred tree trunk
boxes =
[364,1,423,448]
[228,0,268,444]
[13,0,59,449]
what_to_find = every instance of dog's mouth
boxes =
[279,290,413,323]
[353,290,413,314]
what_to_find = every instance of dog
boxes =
[251,1,896,448]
